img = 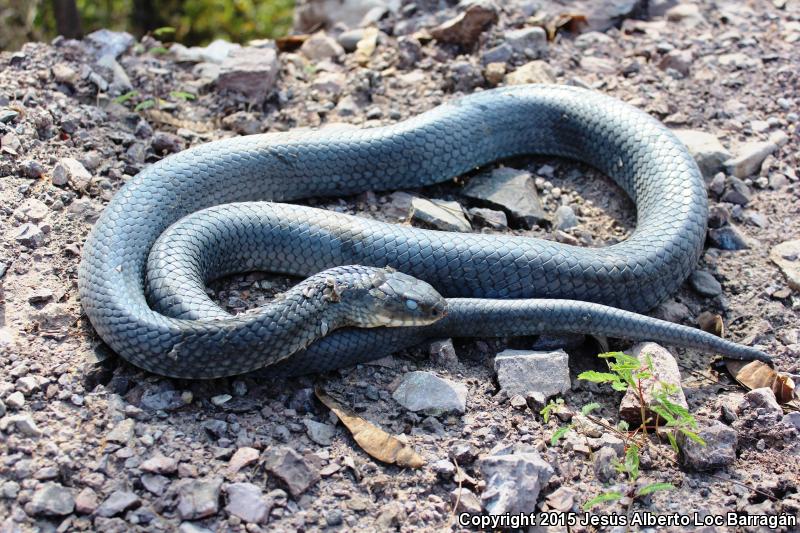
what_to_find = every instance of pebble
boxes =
[0,108,19,124]
[494,349,571,404]
[392,371,467,415]
[0,414,42,437]
[337,29,365,52]
[737,387,783,417]
[304,419,336,446]
[673,129,732,178]
[95,490,140,517]
[504,60,556,85]
[85,29,135,59]
[689,270,723,297]
[504,26,547,58]
[721,177,752,205]
[13,223,45,248]
[679,421,737,471]
[176,478,223,520]
[263,446,320,497]
[619,343,688,425]
[14,198,49,222]
[462,167,548,228]
[478,444,554,514]
[450,487,482,514]
[410,197,471,232]
[769,240,800,291]
[228,446,260,475]
[6,391,25,409]
[593,446,618,482]
[151,131,185,155]
[430,1,498,46]
[140,455,178,475]
[300,32,344,61]
[74,487,98,514]
[216,46,280,103]
[554,205,578,230]
[708,225,751,250]
[725,141,777,178]
[659,49,693,77]
[141,474,170,496]
[225,482,270,523]
[468,206,507,229]
[429,338,459,368]
[106,418,135,444]
[52,157,92,190]
[21,159,45,178]
[25,482,74,516]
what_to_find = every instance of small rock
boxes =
[85,29,135,59]
[0,108,19,124]
[725,141,777,178]
[20,159,45,178]
[52,157,92,190]
[228,447,260,475]
[546,486,576,513]
[468,207,507,229]
[673,130,732,179]
[689,270,723,297]
[429,338,459,368]
[392,371,467,415]
[263,446,320,497]
[783,412,800,430]
[6,391,25,410]
[770,240,800,291]
[221,111,262,135]
[708,225,751,250]
[707,205,729,228]
[96,490,140,517]
[106,418,135,444]
[463,167,548,228]
[13,223,45,248]
[483,62,505,86]
[300,32,344,61]
[151,132,185,155]
[593,446,618,482]
[304,419,336,446]
[410,197,471,232]
[504,60,555,85]
[659,49,693,77]
[450,487,482,514]
[216,47,280,103]
[494,349,571,404]
[721,177,752,206]
[477,445,553,514]
[579,56,617,74]
[737,387,783,418]
[449,61,484,93]
[225,482,270,523]
[554,205,578,230]
[432,459,456,477]
[678,421,737,471]
[337,29,365,52]
[16,376,39,395]
[504,26,547,58]
[52,62,79,85]
[430,1,498,46]
[25,483,74,516]
[140,455,178,475]
[141,474,170,496]
[13,198,49,222]
[0,414,42,436]
[176,478,223,520]
[74,487,98,514]
[481,43,513,65]
[666,3,706,27]
[619,343,687,425]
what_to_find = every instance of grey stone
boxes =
[225,482,270,523]
[141,474,170,496]
[179,523,214,533]
[228,447,260,475]
[725,141,777,178]
[171,39,240,64]
[13,223,44,248]
[494,349,571,404]
[477,444,553,515]
[151,132,185,155]
[721,177,752,206]
[593,446,618,482]
[432,459,456,477]
[0,414,42,436]
[216,47,280,103]
[708,225,751,250]
[338,29,365,52]
[392,371,467,415]
[689,270,722,297]
[263,446,320,497]
[504,26,547,58]
[429,338,459,368]
[294,0,394,33]
[673,130,732,179]
[140,455,178,475]
[16,376,39,395]
[96,490,140,517]
[783,412,800,430]
[665,2,706,27]
[96,54,133,93]
[5,391,25,410]
[619,343,687,425]
[430,1,498,46]
[449,61,484,93]
[678,421,737,471]
[410,197,471,232]
[468,207,507,229]
[554,205,578,230]
[481,43,513,65]
[300,32,344,61]
[770,240,800,291]
[85,29,135,59]
[25,483,74,516]
[74,487,98,514]
[737,387,783,418]
[707,205,730,228]
[140,388,186,411]
[463,167,548,228]
[304,419,336,446]
[505,60,555,85]
[106,418,135,444]
[52,157,92,190]
[0,108,18,124]
[176,478,223,520]
[13,198,48,222]
[450,487,482,514]
[658,49,693,77]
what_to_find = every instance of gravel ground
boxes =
[1,0,799,532]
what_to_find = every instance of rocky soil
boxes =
[1,0,799,531]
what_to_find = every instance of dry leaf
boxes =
[726,360,796,404]
[275,34,310,52]
[698,311,724,337]
[315,387,425,468]
[531,12,588,41]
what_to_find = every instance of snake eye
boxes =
[431,308,439,317]
[405,299,418,310]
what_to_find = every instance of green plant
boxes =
[169,90,196,101]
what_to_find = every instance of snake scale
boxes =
[77,85,771,378]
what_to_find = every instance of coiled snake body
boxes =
[78,85,770,378]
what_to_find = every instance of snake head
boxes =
[351,268,447,328]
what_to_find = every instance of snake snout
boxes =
[362,269,447,328]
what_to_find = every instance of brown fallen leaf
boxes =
[530,12,589,41]
[725,360,796,404]
[315,387,425,468]
[698,311,724,337]
[276,34,310,52]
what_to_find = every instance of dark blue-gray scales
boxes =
[77,84,770,378]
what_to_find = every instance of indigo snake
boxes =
[77,85,771,378]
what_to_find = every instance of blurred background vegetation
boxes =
[0,0,295,51]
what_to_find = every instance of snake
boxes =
[77,84,771,379]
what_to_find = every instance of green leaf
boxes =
[611,381,629,392]
[581,402,601,416]
[153,26,176,39]
[169,91,196,101]
[539,398,563,424]
[666,431,678,453]
[134,99,155,111]
[637,482,675,496]
[578,371,619,383]
[651,405,676,425]
[617,420,629,432]
[625,444,640,481]
[113,90,139,104]
[583,492,623,510]
[598,351,625,359]
[150,46,169,55]
[680,429,706,446]
[550,424,572,446]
